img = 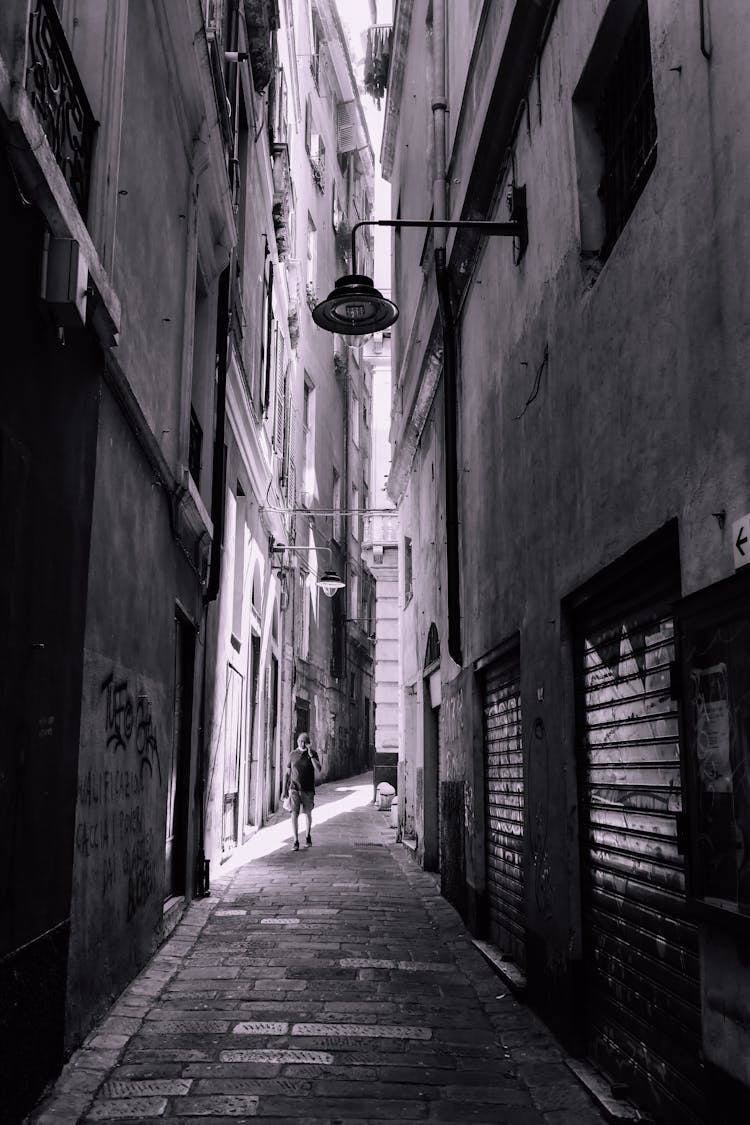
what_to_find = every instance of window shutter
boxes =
[305,97,312,153]
[337,100,358,153]
[273,343,287,454]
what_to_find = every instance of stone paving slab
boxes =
[27,771,611,1125]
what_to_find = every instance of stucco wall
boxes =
[390,0,750,1067]
[67,384,197,1045]
[0,156,102,1119]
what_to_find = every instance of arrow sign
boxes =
[732,515,750,570]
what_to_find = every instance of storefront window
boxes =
[679,578,750,917]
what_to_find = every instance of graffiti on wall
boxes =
[75,671,162,922]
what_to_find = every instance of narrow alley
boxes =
[28,775,609,1125]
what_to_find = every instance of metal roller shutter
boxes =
[483,658,525,967]
[576,600,705,1124]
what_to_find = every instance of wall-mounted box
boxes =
[41,234,88,326]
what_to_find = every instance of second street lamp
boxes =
[269,539,345,598]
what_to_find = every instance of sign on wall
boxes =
[732,514,750,570]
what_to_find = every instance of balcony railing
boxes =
[363,513,399,548]
[25,0,97,218]
[309,153,325,192]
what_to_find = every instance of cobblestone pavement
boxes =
[28,773,610,1125]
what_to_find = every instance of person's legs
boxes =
[290,791,301,849]
[301,791,314,845]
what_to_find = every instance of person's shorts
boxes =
[289,788,314,814]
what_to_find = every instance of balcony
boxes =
[363,513,399,549]
[25,0,97,219]
[244,0,278,94]
[364,25,392,108]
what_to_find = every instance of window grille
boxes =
[597,0,657,257]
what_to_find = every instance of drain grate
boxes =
[351,842,387,848]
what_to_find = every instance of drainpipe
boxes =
[432,0,462,665]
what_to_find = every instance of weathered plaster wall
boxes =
[0,157,101,1119]
[447,0,750,1042]
[391,0,750,1065]
[67,383,193,1046]
[111,4,192,466]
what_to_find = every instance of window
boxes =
[302,571,314,659]
[259,249,274,410]
[232,484,246,640]
[332,469,342,542]
[273,334,287,457]
[310,134,325,193]
[305,216,317,306]
[304,100,325,192]
[350,568,359,621]
[332,179,343,232]
[304,97,313,154]
[309,2,322,89]
[330,592,344,677]
[269,64,288,147]
[302,378,314,505]
[188,407,202,486]
[404,535,413,605]
[573,0,657,260]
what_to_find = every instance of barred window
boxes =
[597,1,657,256]
[573,0,657,261]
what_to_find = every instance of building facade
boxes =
[1,0,236,1117]
[201,0,376,873]
[0,0,373,1118]
[285,0,376,781]
[384,1,750,1121]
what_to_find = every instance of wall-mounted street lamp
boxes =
[312,205,527,338]
[269,538,345,598]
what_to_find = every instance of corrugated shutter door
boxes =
[483,659,525,967]
[577,603,705,1124]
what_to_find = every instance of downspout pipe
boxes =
[432,0,462,665]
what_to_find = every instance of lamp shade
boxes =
[312,274,398,336]
[317,570,346,597]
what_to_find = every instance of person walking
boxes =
[282,732,321,851]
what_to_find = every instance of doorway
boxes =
[244,634,261,830]
[165,611,195,897]
[264,655,279,815]
[221,662,244,853]
[422,692,441,871]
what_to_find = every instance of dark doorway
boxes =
[245,634,261,829]
[264,655,279,815]
[165,611,195,897]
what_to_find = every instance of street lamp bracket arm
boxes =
[350,216,526,274]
